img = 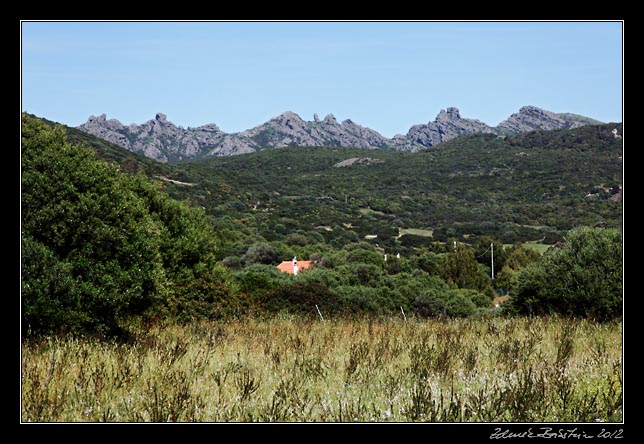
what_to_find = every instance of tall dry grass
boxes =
[21,315,622,422]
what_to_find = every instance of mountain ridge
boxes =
[78,106,606,163]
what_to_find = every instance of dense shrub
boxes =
[413,287,482,319]
[295,268,347,289]
[410,252,445,276]
[335,285,393,315]
[241,244,282,266]
[345,248,384,267]
[21,235,86,335]
[443,292,479,317]
[508,227,622,320]
[21,115,231,336]
[336,263,383,287]
[442,244,494,297]
[261,282,344,317]
[399,234,434,248]
[231,264,290,296]
[161,264,252,322]
[453,288,492,309]
[22,118,165,335]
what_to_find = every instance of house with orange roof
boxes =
[277,257,315,275]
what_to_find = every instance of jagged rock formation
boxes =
[394,107,495,151]
[78,106,604,162]
[496,106,604,134]
[240,112,390,150]
[79,112,256,162]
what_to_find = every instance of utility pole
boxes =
[491,242,494,280]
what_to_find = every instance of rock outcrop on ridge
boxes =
[78,106,604,162]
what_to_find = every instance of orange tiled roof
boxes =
[276,261,314,274]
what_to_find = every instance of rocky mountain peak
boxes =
[436,107,461,122]
[519,105,547,115]
[403,107,494,149]
[78,106,605,162]
[87,113,107,123]
[275,111,303,121]
[497,106,576,133]
[195,123,222,132]
[323,114,338,125]
[84,114,125,131]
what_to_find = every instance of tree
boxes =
[344,242,385,267]
[21,114,231,335]
[411,251,445,276]
[412,284,481,318]
[473,236,508,272]
[22,116,166,335]
[494,243,541,289]
[442,243,493,297]
[242,244,281,266]
[508,227,622,320]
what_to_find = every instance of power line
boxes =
[476,243,495,280]
[477,245,492,258]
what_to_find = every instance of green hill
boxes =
[21,114,624,334]
[31,114,623,252]
[26,113,178,178]
[170,124,622,252]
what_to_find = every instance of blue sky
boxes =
[21,21,623,138]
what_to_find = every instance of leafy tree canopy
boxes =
[508,227,622,320]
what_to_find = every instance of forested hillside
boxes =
[21,114,239,336]
[168,123,622,258]
[21,114,623,337]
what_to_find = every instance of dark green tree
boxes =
[242,243,282,266]
[473,236,508,272]
[494,243,541,289]
[22,116,166,335]
[508,227,622,320]
[21,114,231,335]
[442,243,493,297]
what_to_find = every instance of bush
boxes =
[166,277,249,323]
[261,282,344,316]
[336,263,383,287]
[295,268,347,289]
[399,234,434,248]
[452,288,492,309]
[345,249,385,267]
[410,252,445,276]
[231,264,290,296]
[242,244,281,266]
[21,117,167,336]
[444,292,478,317]
[412,279,484,318]
[508,227,622,320]
[22,236,85,335]
[495,243,541,289]
[163,265,250,322]
[336,286,384,315]
[413,289,449,318]
[442,243,494,297]
[21,114,231,336]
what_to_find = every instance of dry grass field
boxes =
[21,316,622,423]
